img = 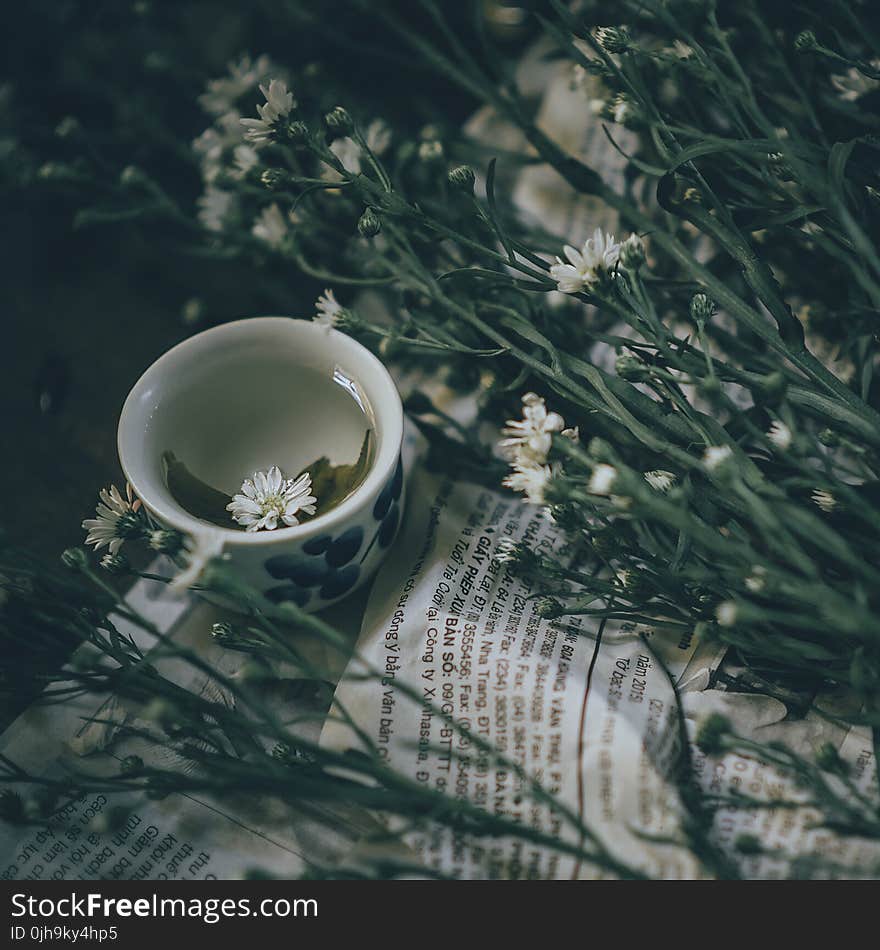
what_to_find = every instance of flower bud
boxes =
[61,547,88,571]
[595,26,630,54]
[357,207,382,238]
[689,292,715,324]
[211,620,236,643]
[324,106,354,137]
[536,597,564,619]
[418,140,444,163]
[448,164,476,193]
[288,120,310,145]
[119,165,147,187]
[695,712,730,755]
[794,30,817,52]
[260,168,288,190]
[149,529,183,555]
[100,553,130,576]
[615,352,649,381]
[55,116,81,139]
[120,755,144,775]
[619,233,645,270]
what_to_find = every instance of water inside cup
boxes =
[159,362,375,529]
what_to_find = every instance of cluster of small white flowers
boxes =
[314,289,343,329]
[192,56,295,243]
[703,444,733,471]
[325,119,392,181]
[191,57,286,235]
[240,79,296,146]
[549,227,621,294]
[612,95,631,125]
[500,392,565,462]
[831,61,880,102]
[767,420,792,451]
[589,463,618,495]
[503,462,554,505]
[199,54,274,118]
[193,111,249,185]
[494,536,522,564]
[812,489,837,513]
[232,143,259,179]
[500,393,567,506]
[644,470,675,492]
[197,185,234,233]
[227,466,318,532]
[745,565,767,593]
[82,484,140,555]
[251,203,289,248]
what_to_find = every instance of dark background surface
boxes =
[0,1,492,564]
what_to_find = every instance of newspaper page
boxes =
[322,458,879,879]
[0,570,369,882]
[323,462,725,879]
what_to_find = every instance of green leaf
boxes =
[162,452,232,526]
[299,430,374,517]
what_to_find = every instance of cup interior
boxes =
[118,317,401,540]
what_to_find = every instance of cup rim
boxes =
[117,316,403,546]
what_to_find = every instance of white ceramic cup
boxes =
[118,317,404,611]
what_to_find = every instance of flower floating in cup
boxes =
[227,466,317,532]
[117,317,404,610]
[161,427,373,532]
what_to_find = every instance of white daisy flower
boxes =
[589,464,618,495]
[745,565,767,593]
[612,96,631,124]
[197,186,234,232]
[329,136,363,174]
[549,227,621,293]
[315,289,343,328]
[703,445,733,471]
[716,601,737,627]
[812,489,837,513]
[227,466,318,532]
[644,470,675,492]
[82,484,140,555]
[192,128,224,182]
[199,54,273,117]
[766,420,792,451]
[232,144,259,178]
[252,203,288,248]
[365,118,392,156]
[831,61,880,102]
[171,531,226,592]
[570,63,589,92]
[326,119,390,181]
[502,458,552,505]
[672,40,694,59]
[240,79,296,146]
[500,392,565,464]
[418,140,444,162]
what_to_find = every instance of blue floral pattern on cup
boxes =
[263,454,403,608]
